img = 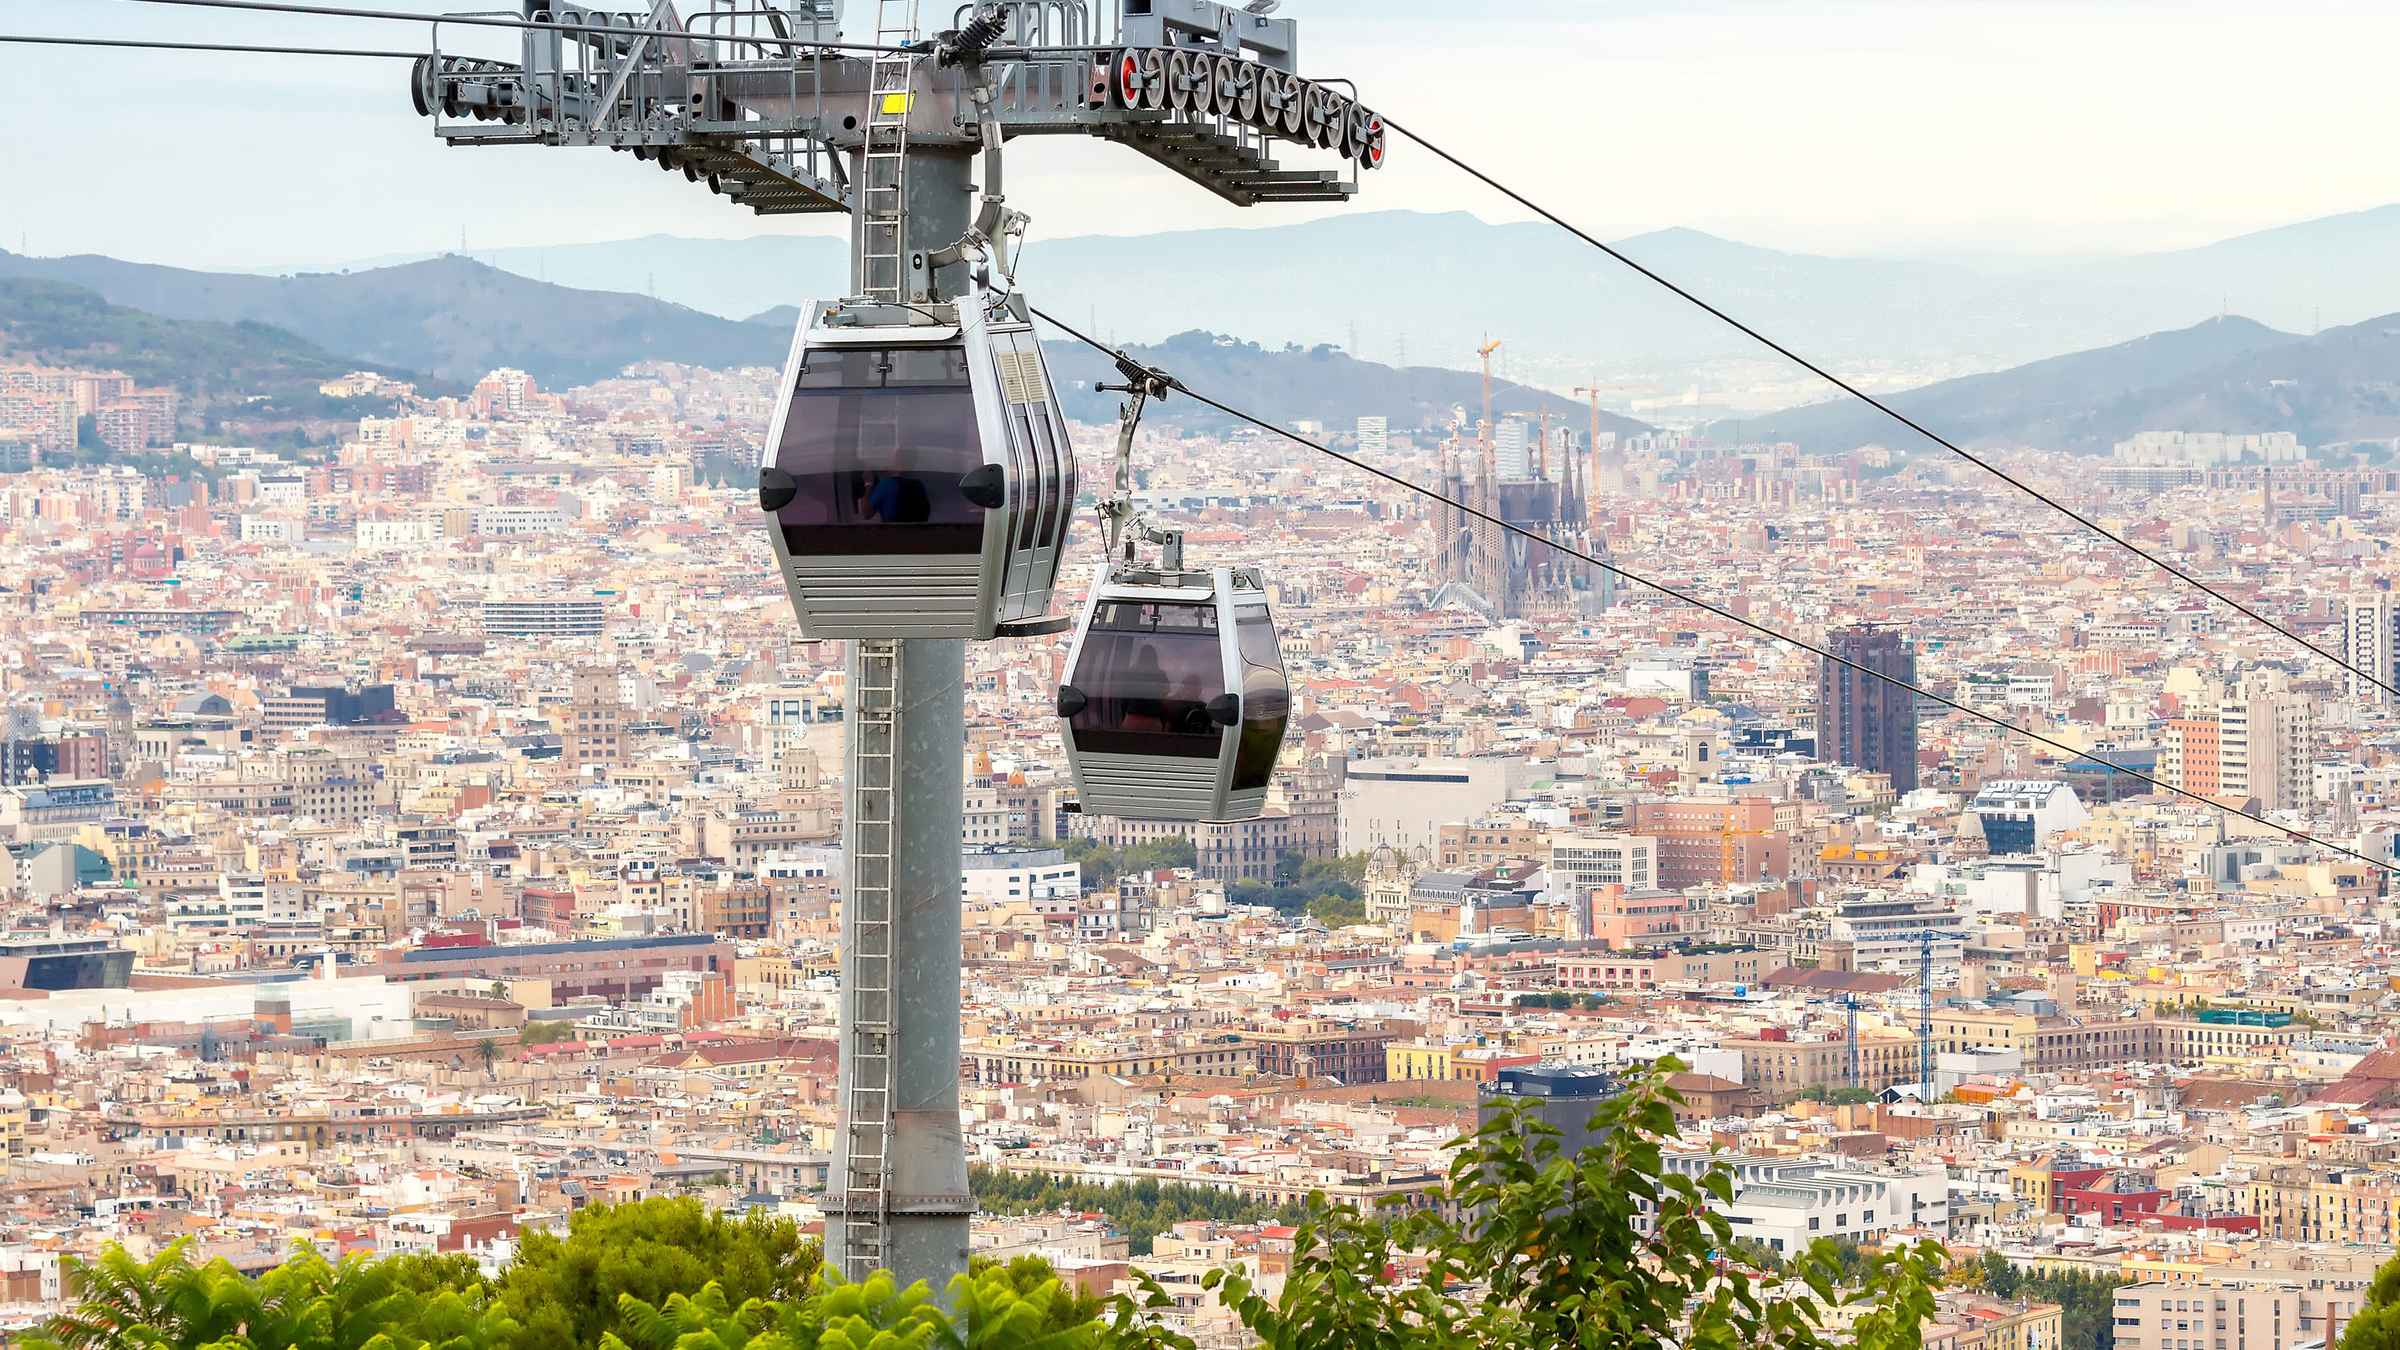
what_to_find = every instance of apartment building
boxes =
[1662,1150,1948,1256]
[965,1034,1258,1085]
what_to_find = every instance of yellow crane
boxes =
[1572,379,1609,522]
[1477,338,1503,446]
[1570,381,1604,458]
[1471,338,1503,602]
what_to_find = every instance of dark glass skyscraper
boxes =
[1818,625,1919,792]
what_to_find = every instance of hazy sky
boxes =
[5,0,2398,269]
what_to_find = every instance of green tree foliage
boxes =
[1061,838,1197,892]
[27,1239,515,1350]
[0,278,432,433]
[1981,1252,2017,1298]
[970,1169,1309,1256]
[1979,1256,2124,1350]
[1199,1059,1948,1350]
[382,1251,494,1301]
[1729,1237,1786,1273]
[1511,991,1610,1011]
[1305,893,1367,927]
[599,1264,1104,1350]
[2339,1253,2400,1350]
[1274,853,1368,888]
[1796,1085,1879,1106]
[518,1020,579,1046]
[493,1198,820,1350]
[46,429,225,482]
[1229,851,1369,916]
[968,1257,1104,1342]
[36,1068,1946,1350]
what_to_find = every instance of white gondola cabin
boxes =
[756,293,1074,640]
[1054,565,1289,821]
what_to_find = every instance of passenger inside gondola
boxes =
[1120,645,1170,732]
[773,344,983,554]
[1168,673,1213,734]
[1068,601,1225,758]
[858,471,933,523]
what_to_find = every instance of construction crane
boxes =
[1571,379,1609,511]
[1476,337,1503,448]
[1916,929,1972,1097]
[408,0,1385,1293]
[1844,992,1860,1089]
[1465,337,1503,606]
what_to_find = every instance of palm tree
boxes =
[31,1241,518,1350]
[31,1241,255,1349]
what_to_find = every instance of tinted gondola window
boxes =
[774,344,985,555]
[1231,603,1289,790]
[1068,600,1224,758]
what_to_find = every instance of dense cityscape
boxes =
[3,325,2399,1347]
[8,0,2400,1342]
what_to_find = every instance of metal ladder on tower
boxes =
[842,639,901,1280]
[858,0,922,301]
[839,0,920,1283]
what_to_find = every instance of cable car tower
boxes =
[412,0,1383,1293]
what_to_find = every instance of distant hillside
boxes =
[1039,330,1650,437]
[311,234,854,328]
[1720,311,2400,454]
[301,204,2400,379]
[0,278,429,421]
[469,298,1645,434]
[0,251,788,388]
[2108,313,2400,448]
[2075,204,2400,327]
[0,256,1633,439]
[1720,316,2301,452]
[307,214,2016,373]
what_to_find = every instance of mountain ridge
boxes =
[0,278,441,434]
[0,254,1632,437]
[0,250,790,388]
[237,204,2400,382]
[1715,312,2400,453]
[1040,329,1649,436]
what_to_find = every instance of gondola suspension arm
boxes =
[1095,353,1176,564]
[928,16,1029,298]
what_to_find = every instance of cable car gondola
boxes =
[1055,563,1290,822]
[756,291,1074,640]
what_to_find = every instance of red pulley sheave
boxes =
[1117,49,1142,108]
